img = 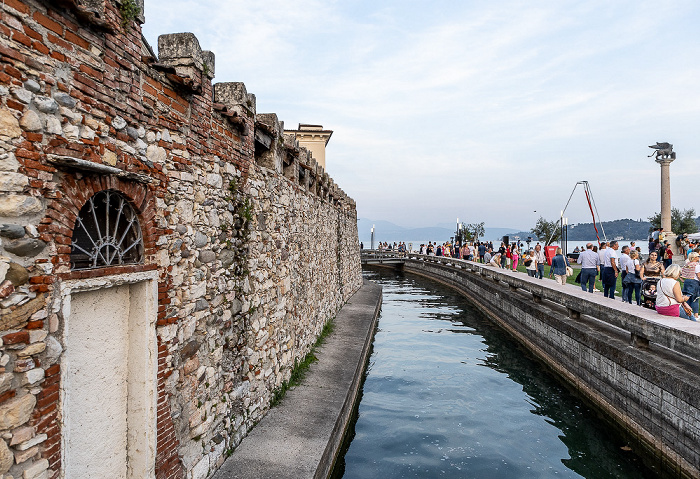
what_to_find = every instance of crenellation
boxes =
[0,2,361,479]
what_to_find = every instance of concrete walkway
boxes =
[213,280,382,479]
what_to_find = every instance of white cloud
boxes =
[142,0,700,230]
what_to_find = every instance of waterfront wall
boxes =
[0,1,362,478]
[398,256,700,478]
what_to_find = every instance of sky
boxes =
[141,0,700,231]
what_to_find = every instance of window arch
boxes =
[70,190,144,270]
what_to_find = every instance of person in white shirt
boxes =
[597,242,607,281]
[602,241,620,299]
[577,243,599,293]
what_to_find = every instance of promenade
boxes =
[213,280,382,479]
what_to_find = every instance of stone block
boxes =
[0,153,19,172]
[19,111,42,132]
[214,82,256,114]
[0,394,36,430]
[4,263,28,286]
[158,33,203,66]
[20,369,43,386]
[0,294,45,331]
[0,438,11,473]
[0,374,12,395]
[202,50,215,79]
[52,92,75,108]
[15,433,46,451]
[0,195,43,217]
[33,97,57,114]
[22,458,48,479]
[0,109,21,138]
[14,444,38,464]
[0,172,27,193]
[17,343,45,358]
[9,426,33,446]
[3,239,46,258]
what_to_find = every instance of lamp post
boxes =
[370,225,375,250]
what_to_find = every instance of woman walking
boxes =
[511,244,519,271]
[548,247,571,286]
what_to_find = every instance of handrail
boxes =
[376,253,700,362]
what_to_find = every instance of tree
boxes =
[647,208,698,235]
[464,222,485,241]
[531,217,561,245]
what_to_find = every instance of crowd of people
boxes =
[366,234,700,322]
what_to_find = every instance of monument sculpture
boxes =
[647,142,675,159]
[650,142,677,256]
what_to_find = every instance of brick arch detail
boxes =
[37,173,185,478]
[41,174,157,272]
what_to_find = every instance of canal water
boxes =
[332,268,659,479]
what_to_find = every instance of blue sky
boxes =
[142,0,700,231]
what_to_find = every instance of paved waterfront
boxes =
[213,280,382,479]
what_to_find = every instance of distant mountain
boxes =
[357,219,519,244]
[358,216,700,247]
[510,217,700,242]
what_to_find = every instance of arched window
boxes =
[71,190,144,270]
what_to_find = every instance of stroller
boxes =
[641,277,659,309]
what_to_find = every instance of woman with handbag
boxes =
[524,251,536,277]
[655,264,695,320]
[549,247,571,286]
[622,251,642,305]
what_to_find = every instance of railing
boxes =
[360,249,407,263]
[366,252,700,362]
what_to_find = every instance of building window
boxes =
[71,190,144,270]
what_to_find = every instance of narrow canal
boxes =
[332,268,659,478]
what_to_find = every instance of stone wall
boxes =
[0,1,362,478]
[399,257,700,478]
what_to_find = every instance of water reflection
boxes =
[333,268,658,479]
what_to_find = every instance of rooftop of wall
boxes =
[148,28,351,208]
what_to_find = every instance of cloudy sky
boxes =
[142,0,700,231]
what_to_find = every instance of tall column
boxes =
[657,158,674,233]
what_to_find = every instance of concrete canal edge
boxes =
[213,279,382,479]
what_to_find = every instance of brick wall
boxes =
[0,1,362,478]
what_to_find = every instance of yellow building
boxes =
[284,124,333,169]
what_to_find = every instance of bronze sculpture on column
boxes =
[649,142,676,257]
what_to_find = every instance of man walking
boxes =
[577,243,599,293]
[602,241,620,299]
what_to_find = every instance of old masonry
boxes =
[0,0,364,478]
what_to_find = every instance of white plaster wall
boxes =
[59,271,158,479]
[127,280,158,479]
[63,284,130,479]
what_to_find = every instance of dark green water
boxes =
[333,269,658,479]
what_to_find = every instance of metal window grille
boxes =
[70,190,144,270]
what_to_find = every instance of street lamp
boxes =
[370,225,375,250]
